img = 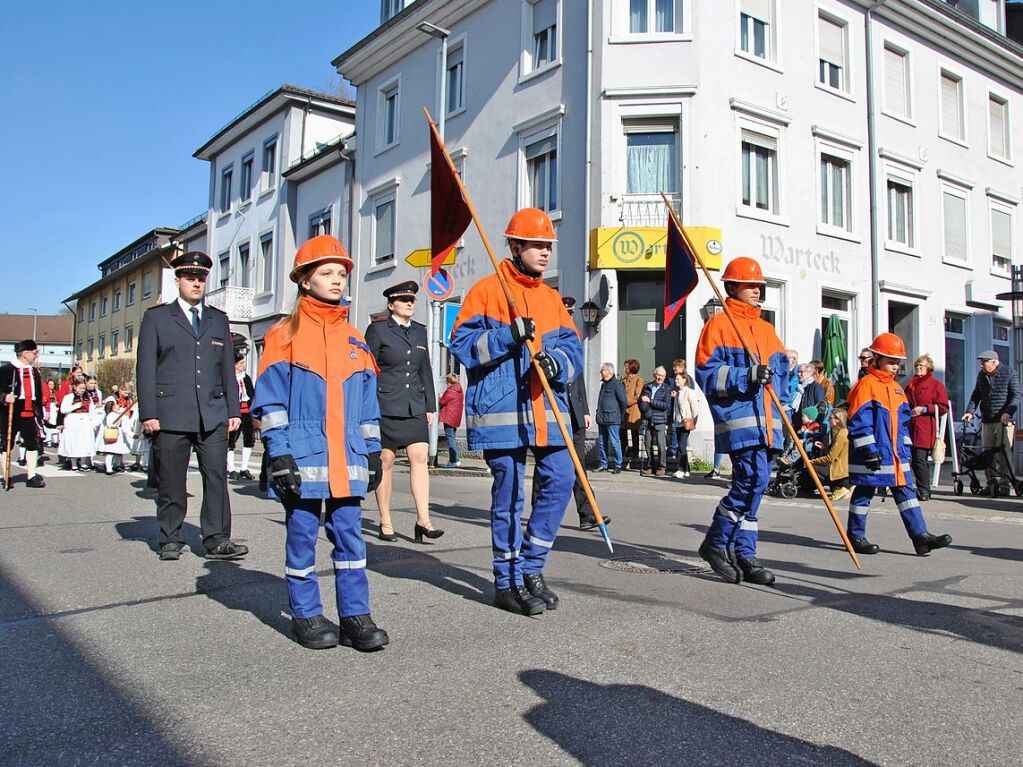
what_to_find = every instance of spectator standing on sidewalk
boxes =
[594,362,626,474]
[905,354,949,501]
[857,348,873,380]
[621,359,644,470]
[811,359,836,405]
[964,349,1020,495]
[438,373,464,468]
[672,371,704,478]
[639,366,671,476]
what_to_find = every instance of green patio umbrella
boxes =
[823,314,851,404]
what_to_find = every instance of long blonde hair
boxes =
[272,287,307,343]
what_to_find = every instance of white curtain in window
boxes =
[533,0,557,33]
[630,0,647,32]
[627,132,676,194]
[818,15,844,66]
[943,192,967,261]
[655,0,675,32]
[990,97,1007,157]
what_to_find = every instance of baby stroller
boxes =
[768,403,833,499]
[951,419,1023,497]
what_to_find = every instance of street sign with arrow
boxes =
[405,248,456,269]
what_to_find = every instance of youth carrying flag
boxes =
[664,213,699,327]
[428,114,472,275]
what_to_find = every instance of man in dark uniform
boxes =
[136,251,247,561]
[1,339,46,488]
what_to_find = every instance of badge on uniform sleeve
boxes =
[350,351,357,359]
[212,339,224,347]
[416,345,427,351]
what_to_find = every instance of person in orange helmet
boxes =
[844,332,952,556]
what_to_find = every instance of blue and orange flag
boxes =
[664,213,699,327]
[428,115,472,276]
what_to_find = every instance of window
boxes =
[373,195,396,264]
[887,177,914,248]
[883,44,910,119]
[98,335,106,358]
[942,186,969,263]
[141,272,152,300]
[989,94,1010,160]
[624,118,679,195]
[820,155,851,231]
[238,243,251,289]
[220,165,233,212]
[991,205,1013,274]
[240,153,254,202]
[525,132,558,212]
[759,280,784,330]
[100,296,108,317]
[124,326,134,352]
[817,13,847,91]
[111,330,119,356]
[219,252,230,288]
[994,321,1012,368]
[113,290,121,312]
[127,282,136,306]
[630,0,683,33]
[446,43,464,115]
[940,71,964,142]
[819,290,855,366]
[260,232,275,293]
[262,138,278,191]
[89,302,96,321]
[78,305,84,322]
[378,79,400,150]
[739,0,773,60]
[531,0,558,71]
[741,130,777,213]
[87,338,94,359]
[77,342,83,360]
[380,0,403,23]
[309,209,332,238]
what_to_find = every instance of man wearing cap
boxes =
[964,349,1020,495]
[136,251,246,561]
[1,340,47,488]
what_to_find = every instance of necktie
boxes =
[190,307,200,335]
[20,369,32,416]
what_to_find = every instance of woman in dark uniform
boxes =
[364,281,444,543]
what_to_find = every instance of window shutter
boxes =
[525,134,557,160]
[375,200,394,258]
[623,117,678,134]
[448,44,463,67]
[741,0,771,22]
[990,97,1007,157]
[992,209,1012,260]
[943,192,967,261]
[940,74,961,138]
[741,128,776,152]
[884,47,907,116]
[818,16,844,66]
[532,0,557,33]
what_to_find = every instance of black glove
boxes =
[863,453,882,472]
[511,316,536,344]
[367,451,382,492]
[533,351,561,381]
[270,454,302,498]
[749,365,772,386]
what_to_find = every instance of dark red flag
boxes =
[664,213,699,328]
[429,118,472,275]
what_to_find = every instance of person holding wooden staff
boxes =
[695,257,790,585]
[449,207,583,616]
[1,340,47,489]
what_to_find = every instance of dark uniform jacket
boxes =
[365,317,436,418]
[136,301,240,432]
[0,363,44,420]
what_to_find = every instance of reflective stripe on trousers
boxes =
[704,446,771,558]
[846,483,927,540]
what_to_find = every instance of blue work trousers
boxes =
[847,484,927,540]
[705,447,770,558]
[484,446,574,590]
[284,498,369,620]
[597,424,622,469]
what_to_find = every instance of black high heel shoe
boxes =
[414,522,444,543]
[378,523,398,542]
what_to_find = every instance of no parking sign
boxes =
[423,268,455,301]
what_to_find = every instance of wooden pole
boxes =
[4,398,14,491]
[660,193,861,570]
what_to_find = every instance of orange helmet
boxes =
[504,207,557,243]
[290,235,354,283]
[721,256,766,285]
[868,332,907,360]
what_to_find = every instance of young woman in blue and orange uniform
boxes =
[449,207,583,616]
[844,333,952,556]
[696,257,790,586]
[251,235,387,651]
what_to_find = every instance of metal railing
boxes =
[617,193,681,228]
[205,286,255,320]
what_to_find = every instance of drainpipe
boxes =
[299,95,312,160]
[583,0,594,381]
[865,0,892,338]
[62,300,77,367]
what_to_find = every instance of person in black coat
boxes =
[136,251,246,562]
[1,339,46,488]
[227,347,256,481]
[639,366,672,475]
[594,362,626,473]
[364,281,443,542]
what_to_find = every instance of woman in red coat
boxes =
[905,354,949,501]
[438,373,464,467]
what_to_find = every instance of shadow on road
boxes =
[195,560,291,641]
[950,543,1023,563]
[114,515,204,556]
[518,670,877,766]
[366,538,493,606]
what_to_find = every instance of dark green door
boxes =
[617,275,685,380]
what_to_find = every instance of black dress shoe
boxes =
[205,540,249,560]
[338,614,389,651]
[851,538,880,555]
[698,541,741,584]
[736,557,776,585]
[291,614,340,650]
[378,524,398,542]
[414,522,444,543]
[239,470,255,480]
[579,515,611,530]
[610,467,622,474]
[227,471,239,481]
[523,573,559,610]
[912,532,952,556]
[494,586,545,615]
[159,543,183,561]
[25,476,45,488]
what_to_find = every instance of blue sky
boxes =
[0,1,379,315]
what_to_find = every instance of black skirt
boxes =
[380,414,430,450]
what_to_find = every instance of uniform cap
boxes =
[171,251,213,275]
[721,256,766,285]
[383,281,419,302]
[561,296,577,309]
[977,349,999,362]
[504,207,557,243]
[290,235,354,283]
[868,332,908,360]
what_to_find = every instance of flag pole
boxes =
[426,108,613,553]
[660,192,861,570]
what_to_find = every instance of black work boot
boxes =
[851,538,880,555]
[493,586,545,616]
[338,614,389,651]
[523,573,559,610]
[291,614,340,650]
[912,532,952,556]
[698,541,741,584]
[736,557,776,585]
[25,476,45,488]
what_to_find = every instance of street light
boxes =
[27,307,38,340]
[699,298,723,323]
[416,21,452,141]
[579,300,603,328]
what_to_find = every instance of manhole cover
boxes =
[600,555,709,575]
[57,548,94,555]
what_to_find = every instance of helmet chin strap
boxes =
[511,242,542,278]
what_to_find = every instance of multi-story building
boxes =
[335,0,1023,457]
[0,314,74,373]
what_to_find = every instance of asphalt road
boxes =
[1,457,1021,766]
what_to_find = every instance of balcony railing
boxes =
[617,193,681,228]
[205,285,255,320]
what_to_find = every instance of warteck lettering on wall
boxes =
[760,235,843,275]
